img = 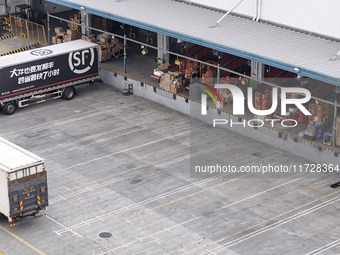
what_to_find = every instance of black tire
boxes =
[62,86,76,100]
[3,102,17,115]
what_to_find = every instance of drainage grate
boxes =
[99,232,112,239]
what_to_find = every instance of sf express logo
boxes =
[68,48,95,74]
[30,49,53,56]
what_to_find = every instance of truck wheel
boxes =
[3,102,17,115]
[62,86,76,100]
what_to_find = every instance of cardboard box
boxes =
[52,36,57,44]
[54,27,63,34]
[165,84,171,92]
[158,63,169,71]
[67,29,77,36]
[84,36,97,43]
[337,116,340,124]
[336,128,340,146]
[56,38,63,44]
[59,32,67,38]
[100,37,108,44]
[171,87,183,94]
[160,74,165,85]
[63,35,70,42]
[115,44,124,51]
[111,38,119,46]
[164,73,172,85]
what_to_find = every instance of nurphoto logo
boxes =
[200,84,312,128]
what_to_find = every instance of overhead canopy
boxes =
[47,0,340,86]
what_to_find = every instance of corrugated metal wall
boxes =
[190,0,340,39]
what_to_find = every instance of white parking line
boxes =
[50,131,190,175]
[306,238,340,255]
[45,215,83,238]
[209,196,340,254]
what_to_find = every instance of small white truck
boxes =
[0,137,48,226]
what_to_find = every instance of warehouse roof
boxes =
[47,0,340,86]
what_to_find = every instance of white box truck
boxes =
[0,40,99,115]
[0,137,48,226]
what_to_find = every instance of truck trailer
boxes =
[0,40,99,115]
[0,137,48,225]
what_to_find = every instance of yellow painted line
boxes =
[190,189,340,253]
[64,224,78,233]
[0,225,46,255]
[304,188,315,194]
[292,193,304,199]
[150,172,255,211]
[104,246,118,254]
[68,189,82,198]
[179,248,193,255]
[276,200,286,205]
[146,230,160,239]
[106,210,134,225]
[318,183,329,188]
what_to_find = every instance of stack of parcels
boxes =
[64,29,82,42]
[218,77,233,104]
[253,90,273,111]
[82,34,97,43]
[161,72,185,94]
[69,14,81,31]
[97,37,112,62]
[52,27,81,44]
[82,36,124,62]
[202,70,213,87]
[308,102,329,127]
[109,38,124,58]
[92,17,113,30]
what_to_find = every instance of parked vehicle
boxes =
[0,137,48,226]
[0,40,99,115]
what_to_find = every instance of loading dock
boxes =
[0,1,340,254]
[45,10,340,161]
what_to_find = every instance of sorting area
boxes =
[0,82,339,255]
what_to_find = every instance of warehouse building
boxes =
[1,0,340,163]
[2,1,340,255]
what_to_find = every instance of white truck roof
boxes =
[0,40,98,69]
[0,137,44,172]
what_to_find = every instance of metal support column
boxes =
[217,52,221,84]
[251,60,265,80]
[47,12,50,45]
[124,34,127,73]
[157,34,169,64]
[333,87,339,146]
[81,10,91,35]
